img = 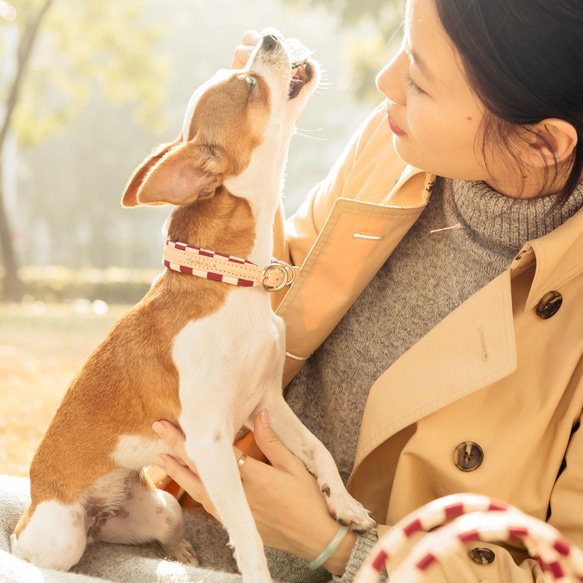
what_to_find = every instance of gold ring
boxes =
[237,453,247,470]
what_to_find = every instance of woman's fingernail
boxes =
[260,409,270,426]
[152,421,166,436]
[155,455,167,469]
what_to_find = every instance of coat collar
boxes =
[514,205,583,311]
[348,184,583,488]
[278,167,432,387]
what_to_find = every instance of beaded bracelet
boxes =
[307,525,350,570]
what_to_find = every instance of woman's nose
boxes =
[376,50,407,105]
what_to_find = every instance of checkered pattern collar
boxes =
[163,239,299,292]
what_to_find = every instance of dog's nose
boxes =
[261,34,279,52]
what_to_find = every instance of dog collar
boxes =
[163,239,299,292]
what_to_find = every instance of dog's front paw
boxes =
[160,538,199,566]
[322,488,377,533]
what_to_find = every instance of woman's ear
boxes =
[521,118,578,168]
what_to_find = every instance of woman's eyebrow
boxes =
[407,46,436,84]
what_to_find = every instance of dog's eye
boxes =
[239,74,257,92]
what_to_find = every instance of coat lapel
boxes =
[278,169,432,387]
[350,269,518,483]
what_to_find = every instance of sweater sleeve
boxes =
[333,531,387,583]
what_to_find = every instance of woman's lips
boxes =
[388,113,406,136]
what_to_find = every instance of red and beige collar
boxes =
[163,239,299,292]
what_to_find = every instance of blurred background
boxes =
[1,0,402,304]
[0,0,401,476]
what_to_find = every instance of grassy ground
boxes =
[0,303,131,477]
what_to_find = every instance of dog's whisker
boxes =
[315,77,333,88]
[314,75,332,89]
[293,129,327,141]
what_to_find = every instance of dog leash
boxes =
[354,493,583,583]
[163,239,299,292]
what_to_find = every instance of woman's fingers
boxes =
[155,454,201,494]
[153,420,185,450]
[153,420,251,518]
[155,453,219,516]
[242,30,262,46]
[153,413,304,479]
[152,420,192,466]
[231,30,261,69]
[253,409,306,474]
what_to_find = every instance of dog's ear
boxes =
[122,139,182,208]
[122,138,226,208]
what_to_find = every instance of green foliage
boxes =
[0,265,160,304]
[5,0,170,147]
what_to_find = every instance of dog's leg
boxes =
[94,469,198,565]
[259,394,377,532]
[182,427,272,583]
[11,500,87,571]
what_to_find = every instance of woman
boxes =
[153,0,583,580]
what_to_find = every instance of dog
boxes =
[11,30,375,582]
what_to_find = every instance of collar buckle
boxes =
[260,260,298,292]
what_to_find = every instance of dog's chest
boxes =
[172,290,284,401]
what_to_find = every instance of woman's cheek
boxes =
[395,109,429,158]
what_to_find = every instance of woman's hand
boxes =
[152,421,218,518]
[152,410,356,575]
[231,30,261,69]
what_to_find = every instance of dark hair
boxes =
[433,0,583,203]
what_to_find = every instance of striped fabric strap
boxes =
[354,493,583,583]
[163,239,299,292]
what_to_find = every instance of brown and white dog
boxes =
[11,31,374,582]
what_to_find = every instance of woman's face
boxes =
[376,0,501,185]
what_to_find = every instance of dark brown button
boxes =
[469,547,496,565]
[453,442,484,472]
[536,291,563,320]
[514,251,525,262]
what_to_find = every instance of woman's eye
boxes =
[405,71,426,95]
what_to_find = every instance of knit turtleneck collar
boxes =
[448,179,583,251]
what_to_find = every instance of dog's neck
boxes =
[222,137,290,266]
[165,185,273,267]
[166,118,290,268]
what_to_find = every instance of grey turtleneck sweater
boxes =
[275,177,583,582]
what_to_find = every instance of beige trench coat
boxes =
[273,103,583,582]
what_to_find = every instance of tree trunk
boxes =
[0,0,54,301]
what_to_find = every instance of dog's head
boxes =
[122,29,319,209]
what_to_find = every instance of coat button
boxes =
[469,547,496,565]
[536,291,563,320]
[453,442,484,472]
[514,251,525,262]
